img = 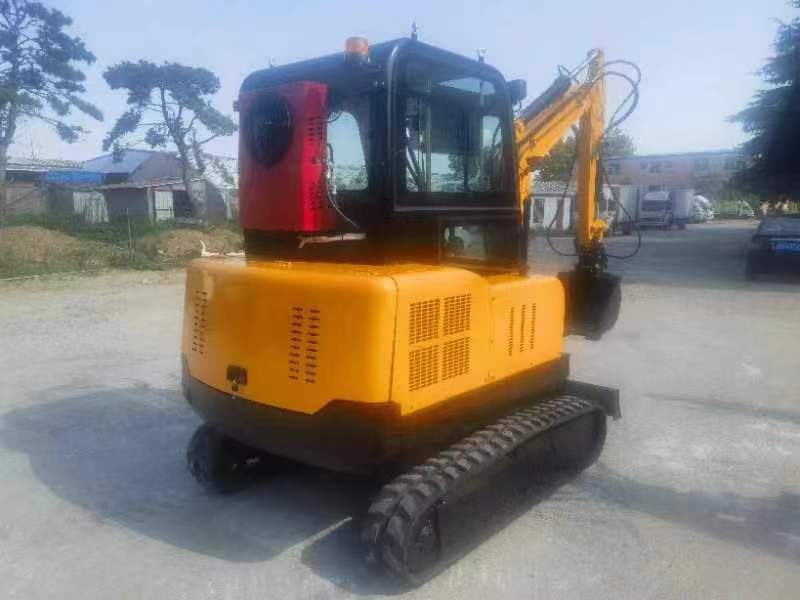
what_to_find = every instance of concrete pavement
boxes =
[1,221,798,599]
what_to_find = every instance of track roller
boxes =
[186,423,286,494]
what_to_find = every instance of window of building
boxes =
[607,162,620,175]
[173,190,194,218]
[640,161,647,170]
[694,158,710,171]
[532,197,545,224]
[724,158,745,171]
[664,160,674,169]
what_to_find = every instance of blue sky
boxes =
[11,0,796,161]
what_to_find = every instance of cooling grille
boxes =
[507,306,515,356]
[306,115,325,143]
[409,346,439,392]
[407,294,473,393]
[442,337,470,381]
[443,294,471,336]
[507,301,538,357]
[409,299,440,345]
[288,306,321,384]
[191,290,208,356]
[307,179,325,212]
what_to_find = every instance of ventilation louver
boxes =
[408,295,472,392]
[288,306,321,384]
[191,290,208,356]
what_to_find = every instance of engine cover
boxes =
[238,81,336,233]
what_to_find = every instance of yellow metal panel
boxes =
[388,267,493,415]
[182,257,399,414]
[486,274,565,382]
[183,258,567,419]
[387,269,565,416]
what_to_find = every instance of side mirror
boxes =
[508,79,527,105]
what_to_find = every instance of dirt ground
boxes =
[0,221,798,599]
[0,225,244,277]
[137,228,243,263]
[0,226,114,275]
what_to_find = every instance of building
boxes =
[604,150,745,195]
[530,179,614,231]
[531,180,575,231]
[200,155,239,220]
[82,149,229,223]
[2,156,83,217]
[3,150,237,224]
[43,169,107,223]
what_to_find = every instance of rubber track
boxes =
[361,395,601,583]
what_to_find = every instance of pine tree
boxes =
[0,0,102,220]
[732,1,800,199]
[103,61,236,219]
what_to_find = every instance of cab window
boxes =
[327,93,370,192]
[401,60,506,198]
[441,219,519,265]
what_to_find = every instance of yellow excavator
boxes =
[181,35,634,584]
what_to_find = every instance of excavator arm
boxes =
[515,50,607,250]
[515,50,622,339]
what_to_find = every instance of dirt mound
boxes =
[0,226,110,276]
[137,228,243,263]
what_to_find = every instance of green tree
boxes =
[601,128,636,160]
[536,129,636,182]
[0,0,102,221]
[103,61,236,218]
[731,1,800,199]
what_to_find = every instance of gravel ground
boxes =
[1,221,798,599]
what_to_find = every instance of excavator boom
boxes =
[515,50,607,248]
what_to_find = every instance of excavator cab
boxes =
[237,38,523,270]
[182,36,624,585]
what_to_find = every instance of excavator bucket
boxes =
[559,269,622,340]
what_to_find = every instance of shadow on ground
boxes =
[0,385,577,595]
[0,387,374,564]
[584,463,800,566]
[2,386,798,595]
[649,392,800,426]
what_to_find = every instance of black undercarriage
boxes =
[182,354,619,474]
[182,354,619,585]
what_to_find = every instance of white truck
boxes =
[638,189,695,229]
[609,185,639,235]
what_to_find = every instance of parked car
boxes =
[745,214,800,279]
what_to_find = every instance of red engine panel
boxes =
[239,81,336,233]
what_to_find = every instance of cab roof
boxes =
[239,37,507,94]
